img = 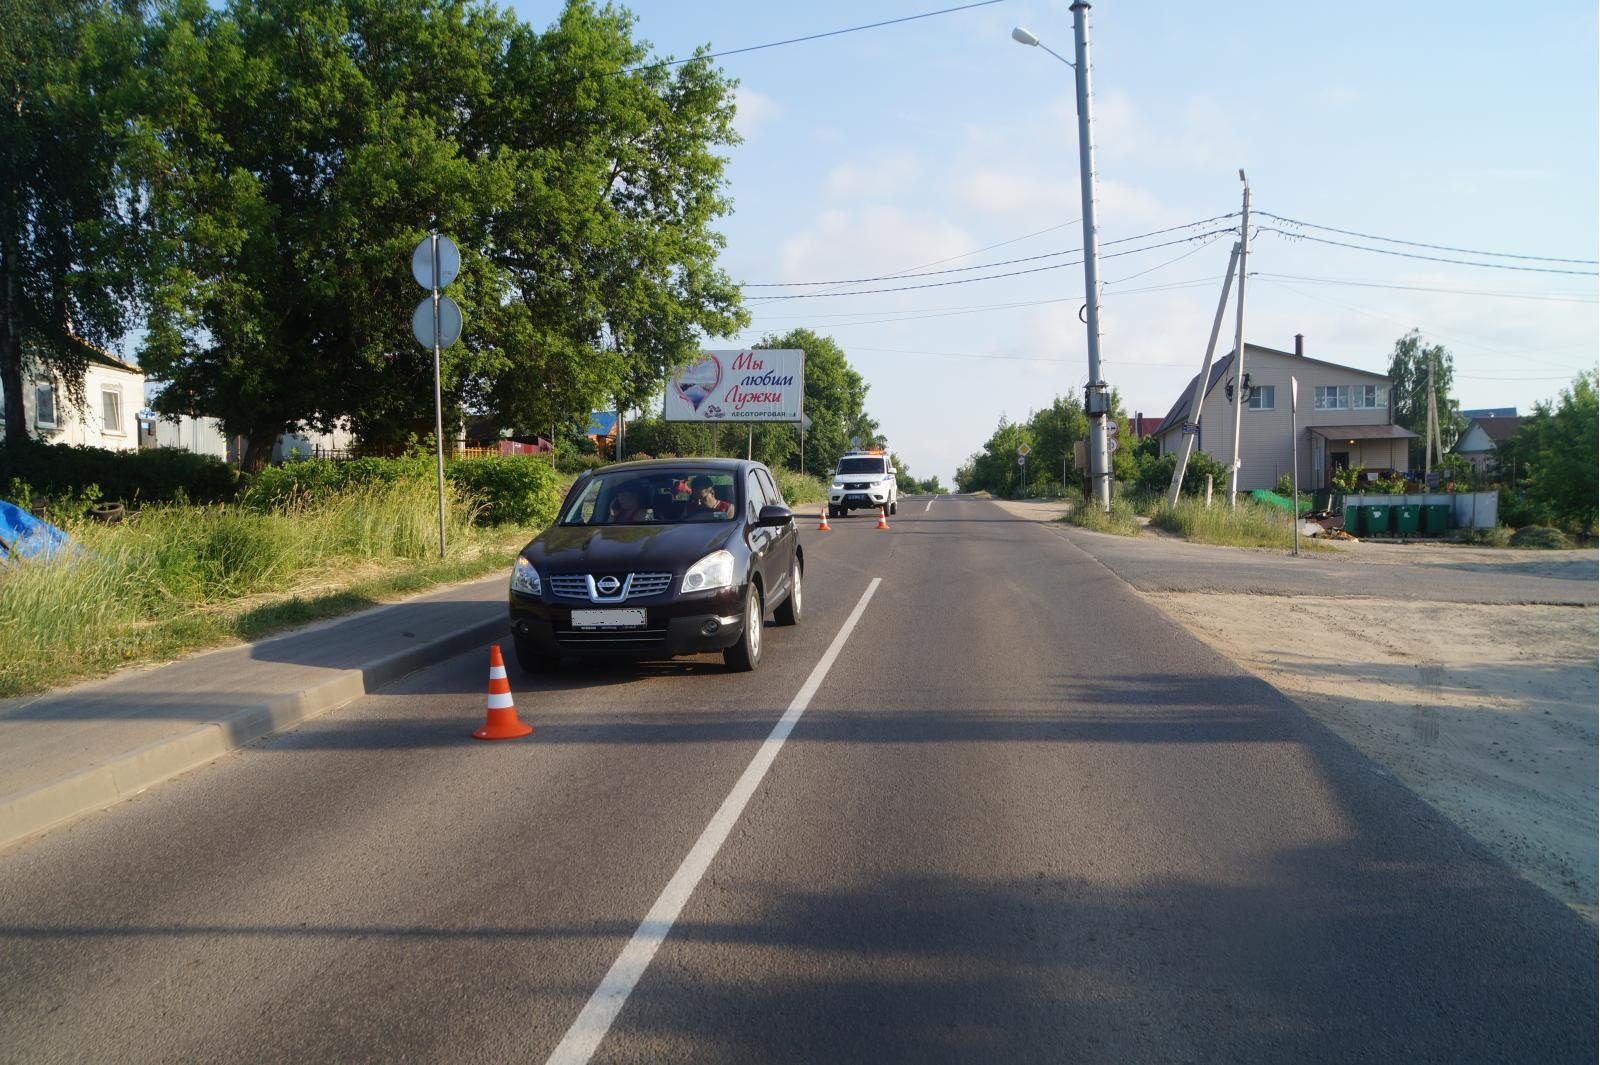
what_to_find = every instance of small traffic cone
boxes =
[818,507,832,531]
[473,644,532,740]
[876,506,890,530]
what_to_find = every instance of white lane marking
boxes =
[544,577,884,1065]
[924,498,933,512]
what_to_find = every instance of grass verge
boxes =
[1150,497,1328,551]
[0,479,532,697]
[1062,497,1143,536]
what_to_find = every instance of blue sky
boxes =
[521,0,1598,483]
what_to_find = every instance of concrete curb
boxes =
[0,615,505,853]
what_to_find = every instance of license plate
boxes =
[570,608,647,630]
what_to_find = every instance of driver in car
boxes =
[687,475,734,519]
[608,485,650,524]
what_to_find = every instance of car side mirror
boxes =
[756,504,792,528]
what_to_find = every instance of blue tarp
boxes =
[586,411,618,436]
[0,500,75,564]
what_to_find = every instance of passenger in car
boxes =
[688,475,734,519]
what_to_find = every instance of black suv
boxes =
[508,459,803,672]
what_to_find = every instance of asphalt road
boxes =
[1,495,1593,1064]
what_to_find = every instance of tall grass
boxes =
[1149,498,1305,549]
[1063,497,1143,536]
[0,479,513,696]
[773,469,827,505]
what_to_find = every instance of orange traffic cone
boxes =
[473,644,532,740]
[818,507,832,531]
[876,506,890,530]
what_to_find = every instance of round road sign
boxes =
[411,235,461,291]
[412,295,464,350]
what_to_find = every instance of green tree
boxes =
[756,328,871,478]
[0,0,147,444]
[1387,330,1462,469]
[1509,372,1598,534]
[137,0,745,468]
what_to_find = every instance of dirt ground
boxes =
[989,495,1599,921]
[1149,593,1597,922]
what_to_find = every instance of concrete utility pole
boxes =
[1166,241,1240,508]
[1071,1,1113,512]
[1424,353,1442,475]
[1225,173,1251,505]
[1011,5,1113,510]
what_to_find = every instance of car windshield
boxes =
[836,458,886,475]
[560,470,739,525]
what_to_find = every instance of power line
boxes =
[875,218,1081,279]
[1250,272,1598,304]
[744,229,1236,300]
[1258,227,1599,276]
[623,0,1008,74]
[1256,211,1598,266]
[741,214,1236,288]
[746,276,1221,324]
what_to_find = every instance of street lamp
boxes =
[1012,6,1113,512]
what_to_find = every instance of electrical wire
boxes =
[1250,273,1597,304]
[745,276,1222,325]
[1258,227,1599,277]
[744,230,1236,300]
[1256,211,1597,266]
[874,218,1081,279]
[739,214,1238,288]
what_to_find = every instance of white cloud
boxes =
[777,207,975,287]
[732,87,781,138]
[824,154,922,200]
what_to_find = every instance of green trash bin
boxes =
[1361,504,1391,535]
[1393,504,1421,536]
[1423,503,1451,535]
[1343,503,1362,534]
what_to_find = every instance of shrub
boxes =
[0,441,238,506]
[1064,497,1142,536]
[1508,525,1571,549]
[771,468,827,505]
[1273,473,1294,497]
[1151,498,1299,549]
[1133,449,1229,497]
[446,456,564,526]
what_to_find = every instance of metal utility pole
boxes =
[1226,172,1251,506]
[1070,1,1113,512]
[1166,241,1240,508]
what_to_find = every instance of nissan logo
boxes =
[596,576,622,595]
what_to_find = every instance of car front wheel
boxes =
[774,558,802,626]
[889,500,898,515]
[723,583,764,671]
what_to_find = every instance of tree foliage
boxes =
[0,0,147,444]
[1503,372,1597,534]
[135,0,745,468]
[1387,329,1462,468]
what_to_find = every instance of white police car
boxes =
[828,450,899,518]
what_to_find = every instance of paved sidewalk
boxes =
[0,574,509,851]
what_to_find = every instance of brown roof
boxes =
[1468,416,1523,443]
[1307,424,1418,441]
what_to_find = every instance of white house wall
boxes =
[11,364,145,452]
[1174,347,1391,491]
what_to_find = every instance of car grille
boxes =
[845,481,872,490]
[548,572,673,601]
[555,627,669,646]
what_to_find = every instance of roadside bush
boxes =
[1499,489,1555,530]
[773,469,827,505]
[556,451,606,475]
[1508,525,1571,549]
[1064,497,1142,536]
[1133,449,1229,498]
[0,441,238,506]
[1273,473,1294,497]
[446,457,564,527]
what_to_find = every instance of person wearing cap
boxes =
[688,475,734,519]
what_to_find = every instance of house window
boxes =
[1247,385,1276,410]
[34,382,57,427]
[1314,384,1381,410]
[101,387,124,434]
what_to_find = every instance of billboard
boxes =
[664,349,804,422]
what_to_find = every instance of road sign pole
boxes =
[431,234,447,559]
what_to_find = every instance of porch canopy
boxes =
[1307,424,1418,442]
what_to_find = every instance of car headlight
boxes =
[511,556,541,596]
[682,549,735,594]
[830,481,844,490]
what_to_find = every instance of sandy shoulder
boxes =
[1147,591,1599,922]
